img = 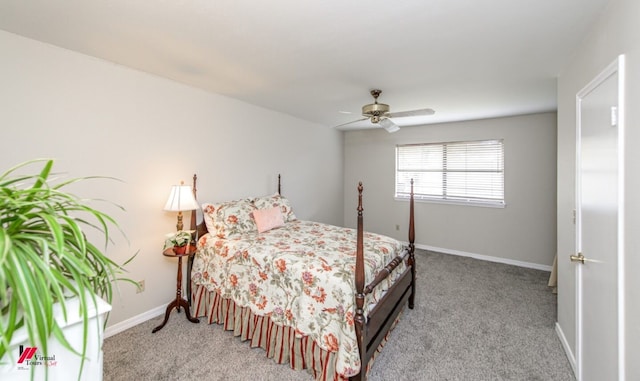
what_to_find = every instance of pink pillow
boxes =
[252,207,285,233]
[252,193,296,222]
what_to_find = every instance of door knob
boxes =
[570,253,585,264]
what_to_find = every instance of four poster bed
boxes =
[187,175,415,381]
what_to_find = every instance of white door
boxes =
[575,56,625,381]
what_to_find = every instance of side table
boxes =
[152,246,200,333]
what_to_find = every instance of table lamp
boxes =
[164,181,199,231]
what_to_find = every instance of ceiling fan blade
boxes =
[379,118,400,133]
[334,117,368,129]
[387,108,435,118]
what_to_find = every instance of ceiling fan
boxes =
[336,89,435,133]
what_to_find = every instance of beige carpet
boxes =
[103,250,575,380]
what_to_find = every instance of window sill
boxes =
[394,196,506,208]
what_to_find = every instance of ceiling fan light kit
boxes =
[337,89,435,133]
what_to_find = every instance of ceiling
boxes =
[0,0,609,130]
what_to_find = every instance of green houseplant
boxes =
[0,159,134,376]
[167,230,193,254]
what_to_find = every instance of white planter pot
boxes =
[0,292,112,381]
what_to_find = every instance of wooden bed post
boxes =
[187,173,198,306]
[191,174,198,233]
[354,182,366,380]
[408,178,416,309]
[278,174,281,195]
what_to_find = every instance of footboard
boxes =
[353,180,415,381]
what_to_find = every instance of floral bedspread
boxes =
[190,220,406,377]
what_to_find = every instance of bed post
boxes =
[187,174,198,306]
[408,178,416,309]
[354,182,366,380]
[278,174,281,195]
[191,174,198,232]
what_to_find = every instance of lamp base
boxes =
[176,211,184,231]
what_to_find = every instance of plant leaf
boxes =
[0,159,136,377]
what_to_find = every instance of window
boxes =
[396,139,505,206]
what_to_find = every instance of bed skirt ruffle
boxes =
[191,284,396,381]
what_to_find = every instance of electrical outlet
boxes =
[395,224,400,231]
[137,280,145,294]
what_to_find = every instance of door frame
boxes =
[575,54,626,380]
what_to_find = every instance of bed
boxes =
[187,175,415,381]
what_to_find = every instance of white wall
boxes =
[556,0,640,378]
[0,30,344,328]
[344,112,557,268]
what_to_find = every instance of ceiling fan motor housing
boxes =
[362,102,390,123]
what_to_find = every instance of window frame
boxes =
[395,139,506,208]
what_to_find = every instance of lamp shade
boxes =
[164,184,199,212]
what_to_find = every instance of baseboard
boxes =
[414,243,553,272]
[555,322,577,378]
[104,304,165,338]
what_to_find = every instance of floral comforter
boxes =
[190,220,407,377]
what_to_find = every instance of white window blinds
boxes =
[396,139,505,206]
